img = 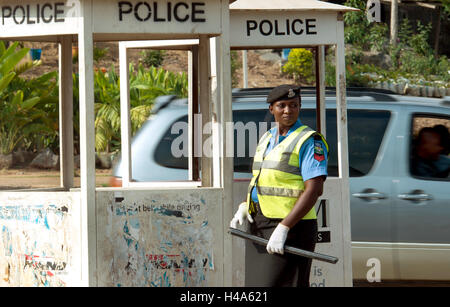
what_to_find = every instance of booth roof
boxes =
[230,0,358,12]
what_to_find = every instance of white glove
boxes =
[266,223,290,255]
[230,202,254,228]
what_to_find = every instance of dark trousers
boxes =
[247,204,318,287]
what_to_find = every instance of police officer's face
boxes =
[269,97,300,128]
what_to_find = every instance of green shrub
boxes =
[141,50,165,68]
[324,53,372,88]
[409,21,433,57]
[343,0,371,50]
[436,56,450,82]
[325,60,336,87]
[369,23,389,53]
[282,48,315,84]
[0,41,58,155]
[439,0,450,15]
[94,46,109,63]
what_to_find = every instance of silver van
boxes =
[112,88,450,281]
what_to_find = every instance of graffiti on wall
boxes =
[103,191,217,287]
[0,195,79,287]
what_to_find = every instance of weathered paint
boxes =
[96,188,223,287]
[0,192,82,287]
[0,189,224,287]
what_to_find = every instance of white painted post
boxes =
[318,45,326,137]
[209,37,222,188]
[188,46,200,181]
[218,1,233,286]
[335,14,352,286]
[78,0,97,286]
[119,43,131,187]
[198,35,212,187]
[59,36,74,189]
[188,49,194,181]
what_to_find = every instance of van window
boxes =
[410,115,450,180]
[154,108,390,177]
[233,110,274,172]
[154,110,273,172]
[299,109,391,177]
[154,115,189,170]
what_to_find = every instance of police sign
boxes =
[245,18,318,37]
[0,0,80,37]
[0,0,222,39]
[93,0,221,36]
[0,3,67,25]
[230,10,339,48]
[117,1,207,23]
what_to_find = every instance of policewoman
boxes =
[230,84,328,287]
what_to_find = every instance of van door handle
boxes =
[398,193,433,202]
[352,191,387,201]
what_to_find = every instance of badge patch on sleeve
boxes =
[314,141,325,162]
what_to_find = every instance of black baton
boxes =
[229,227,338,264]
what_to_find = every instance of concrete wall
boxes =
[0,191,82,286]
[96,188,224,287]
[0,187,224,287]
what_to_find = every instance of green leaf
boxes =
[0,48,30,76]
[0,42,19,64]
[21,96,41,110]
[0,71,16,93]
[11,90,24,107]
[0,41,6,58]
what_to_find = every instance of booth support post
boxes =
[216,1,233,285]
[78,2,97,286]
[208,37,222,188]
[335,13,352,286]
[188,46,200,181]
[59,36,74,189]
[198,35,213,187]
[119,44,132,187]
[317,46,326,137]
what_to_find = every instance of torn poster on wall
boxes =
[98,190,220,287]
[0,192,81,287]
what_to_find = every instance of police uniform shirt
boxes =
[251,119,328,204]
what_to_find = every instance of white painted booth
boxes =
[117,0,358,288]
[228,0,357,287]
[0,0,233,287]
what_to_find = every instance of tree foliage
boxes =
[0,42,58,155]
[282,48,315,84]
[93,64,188,152]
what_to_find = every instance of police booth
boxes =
[228,0,356,287]
[116,0,357,287]
[0,0,233,286]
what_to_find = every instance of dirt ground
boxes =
[0,168,112,190]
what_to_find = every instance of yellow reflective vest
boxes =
[246,125,328,219]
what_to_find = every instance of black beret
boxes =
[267,85,301,104]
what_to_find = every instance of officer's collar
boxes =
[270,119,302,137]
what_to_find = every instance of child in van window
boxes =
[412,127,450,178]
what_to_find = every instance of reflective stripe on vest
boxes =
[246,125,328,219]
